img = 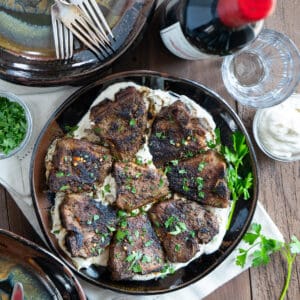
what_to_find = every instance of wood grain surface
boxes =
[0,0,299,299]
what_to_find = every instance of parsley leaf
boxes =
[236,223,300,300]
[290,236,300,254]
[222,131,254,229]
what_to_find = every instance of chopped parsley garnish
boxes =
[135,172,142,179]
[141,255,152,263]
[117,210,127,218]
[135,157,143,165]
[164,166,171,174]
[196,177,204,198]
[159,178,164,188]
[198,162,206,172]
[164,216,187,235]
[116,229,129,242]
[59,185,70,191]
[0,97,28,155]
[175,244,181,252]
[178,169,187,175]
[93,214,100,222]
[126,251,143,273]
[129,118,136,127]
[134,230,140,238]
[106,225,116,232]
[206,128,221,149]
[170,159,179,166]
[65,125,79,137]
[182,178,189,192]
[155,132,166,139]
[104,183,111,193]
[161,264,175,278]
[145,240,154,247]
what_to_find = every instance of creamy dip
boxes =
[50,82,230,278]
[256,94,300,159]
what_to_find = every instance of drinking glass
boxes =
[221,29,300,108]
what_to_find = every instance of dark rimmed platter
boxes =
[0,1,156,86]
[0,229,86,299]
[30,70,258,294]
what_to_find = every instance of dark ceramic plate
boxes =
[0,1,156,86]
[0,229,86,299]
[30,70,258,295]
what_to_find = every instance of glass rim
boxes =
[222,28,300,108]
[0,91,33,159]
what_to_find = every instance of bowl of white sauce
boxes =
[253,94,300,162]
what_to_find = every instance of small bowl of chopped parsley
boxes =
[0,92,32,159]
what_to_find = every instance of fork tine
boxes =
[88,0,114,39]
[52,3,74,60]
[71,22,104,58]
[51,6,61,59]
[69,25,74,58]
[80,1,110,43]
[58,19,65,59]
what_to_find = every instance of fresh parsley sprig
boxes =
[220,131,254,229]
[236,223,300,300]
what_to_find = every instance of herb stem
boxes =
[226,194,237,230]
[279,251,296,300]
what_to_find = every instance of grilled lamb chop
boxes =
[114,162,169,211]
[149,100,210,167]
[47,138,112,193]
[166,150,229,208]
[148,198,219,262]
[90,86,147,161]
[60,193,117,258]
[108,214,165,280]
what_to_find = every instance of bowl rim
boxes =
[0,91,33,159]
[30,70,259,295]
[0,228,87,300]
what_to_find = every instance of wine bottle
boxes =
[160,0,276,60]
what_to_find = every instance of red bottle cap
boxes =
[217,0,276,27]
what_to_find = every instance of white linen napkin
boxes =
[0,78,283,299]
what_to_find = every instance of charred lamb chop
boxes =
[47,138,112,193]
[60,193,117,258]
[148,198,219,262]
[149,100,210,167]
[90,86,147,161]
[114,161,169,211]
[108,214,165,280]
[166,150,229,208]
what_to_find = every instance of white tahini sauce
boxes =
[257,94,300,159]
[50,82,230,278]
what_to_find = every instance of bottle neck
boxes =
[217,0,276,28]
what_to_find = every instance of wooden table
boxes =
[1,1,299,299]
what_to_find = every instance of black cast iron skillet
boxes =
[30,70,258,295]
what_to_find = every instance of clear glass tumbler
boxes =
[221,29,300,108]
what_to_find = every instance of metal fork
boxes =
[51,0,111,59]
[70,0,114,40]
[51,4,74,60]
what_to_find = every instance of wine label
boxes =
[160,22,212,60]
